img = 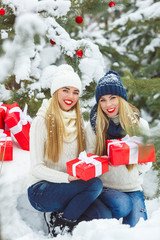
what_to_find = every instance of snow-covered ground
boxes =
[0,139,160,240]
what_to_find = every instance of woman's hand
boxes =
[68,175,80,182]
[101,155,114,167]
[101,155,108,159]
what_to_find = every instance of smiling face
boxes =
[99,95,119,118]
[57,86,80,111]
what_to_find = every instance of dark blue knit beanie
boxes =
[95,70,128,102]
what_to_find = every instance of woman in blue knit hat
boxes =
[85,70,152,227]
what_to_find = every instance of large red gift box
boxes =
[0,130,13,161]
[4,103,31,151]
[107,135,156,166]
[66,151,109,181]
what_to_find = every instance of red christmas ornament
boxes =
[76,49,83,57]
[109,1,115,7]
[0,8,5,15]
[75,16,83,24]
[50,39,56,45]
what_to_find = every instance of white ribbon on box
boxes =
[8,104,31,135]
[0,102,7,123]
[107,135,143,164]
[72,151,102,177]
[0,130,11,142]
[0,105,7,113]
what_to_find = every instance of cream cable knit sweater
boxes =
[28,99,79,186]
[85,118,152,192]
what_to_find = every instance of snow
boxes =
[0,139,160,240]
[108,1,160,29]
[144,36,160,54]
[0,0,106,99]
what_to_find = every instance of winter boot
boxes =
[51,213,78,237]
[44,212,57,237]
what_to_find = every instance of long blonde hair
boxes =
[45,92,86,162]
[95,96,140,171]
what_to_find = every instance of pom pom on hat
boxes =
[50,64,82,96]
[95,70,128,102]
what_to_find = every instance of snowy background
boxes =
[0,0,160,239]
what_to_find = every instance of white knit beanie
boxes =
[50,64,82,96]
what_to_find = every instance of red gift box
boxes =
[4,103,31,151]
[0,104,8,130]
[107,135,156,166]
[66,151,109,181]
[0,130,13,161]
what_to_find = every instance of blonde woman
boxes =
[86,70,152,227]
[27,65,104,237]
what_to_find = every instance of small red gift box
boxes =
[107,135,156,166]
[0,104,8,130]
[0,130,13,161]
[4,103,31,151]
[66,151,109,181]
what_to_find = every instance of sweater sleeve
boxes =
[137,117,152,173]
[30,116,69,183]
[139,117,150,135]
[85,123,96,154]
[137,162,152,173]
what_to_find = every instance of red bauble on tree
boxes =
[75,16,83,24]
[76,49,83,57]
[0,8,5,15]
[50,39,56,45]
[109,1,115,7]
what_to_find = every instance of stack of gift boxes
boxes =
[0,102,31,161]
[66,135,156,181]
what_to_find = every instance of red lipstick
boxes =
[107,108,115,113]
[64,99,73,105]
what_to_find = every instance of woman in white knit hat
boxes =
[27,64,108,237]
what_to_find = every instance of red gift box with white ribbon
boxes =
[0,103,8,130]
[4,103,31,151]
[107,135,156,166]
[0,130,13,161]
[66,151,109,181]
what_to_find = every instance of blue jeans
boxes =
[27,178,110,221]
[99,188,147,227]
[78,198,112,221]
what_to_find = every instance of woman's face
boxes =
[99,95,119,118]
[57,86,80,111]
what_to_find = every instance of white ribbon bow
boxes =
[78,151,99,164]
[121,134,143,144]
[72,151,102,177]
[20,104,33,125]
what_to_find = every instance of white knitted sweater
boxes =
[85,118,152,192]
[28,99,79,186]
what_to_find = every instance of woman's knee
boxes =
[112,195,133,219]
[88,178,103,195]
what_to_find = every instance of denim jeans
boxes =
[28,178,106,221]
[99,188,147,227]
[79,198,112,221]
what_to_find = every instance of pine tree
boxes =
[0,0,106,117]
